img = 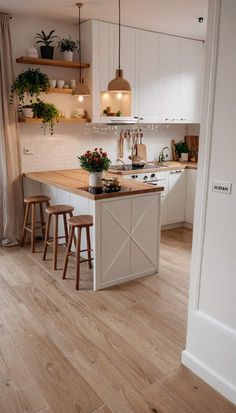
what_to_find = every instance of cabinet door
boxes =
[167,169,187,223]
[179,39,203,123]
[159,35,181,122]
[185,169,197,224]
[138,30,159,122]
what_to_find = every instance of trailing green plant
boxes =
[31,100,60,136]
[175,141,189,155]
[57,35,79,53]
[35,30,58,46]
[78,148,111,173]
[11,68,50,108]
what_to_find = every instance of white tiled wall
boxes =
[20,123,189,172]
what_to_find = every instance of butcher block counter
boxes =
[24,168,164,200]
[24,168,163,291]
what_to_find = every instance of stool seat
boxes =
[46,204,74,215]
[68,215,93,228]
[24,195,51,204]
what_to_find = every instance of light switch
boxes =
[212,180,232,194]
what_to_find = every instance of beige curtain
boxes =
[0,13,23,244]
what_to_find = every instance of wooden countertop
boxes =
[24,169,164,200]
[109,161,198,175]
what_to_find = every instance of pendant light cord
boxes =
[78,3,82,82]
[118,0,121,70]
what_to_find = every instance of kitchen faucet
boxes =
[159,146,169,164]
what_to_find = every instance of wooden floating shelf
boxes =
[19,118,89,124]
[16,56,90,69]
[48,88,72,94]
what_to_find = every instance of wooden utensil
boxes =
[136,144,147,161]
[171,139,179,161]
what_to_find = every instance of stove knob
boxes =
[143,175,148,181]
[151,173,155,179]
[131,175,136,179]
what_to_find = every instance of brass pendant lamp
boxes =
[72,2,90,100]
[108,0,131,92]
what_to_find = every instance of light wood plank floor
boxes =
[0,227,235,413]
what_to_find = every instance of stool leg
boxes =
[86,227,92,269]
[53,214,58,270]
[39,203,46,240]
[63,213,69,245]
[62,227,74,279]
[75,227,81,290]
[21,204,30,247]
[43,213,51,261]
[68,210,76,247]
[31,204,36,253]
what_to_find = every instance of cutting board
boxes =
[185,135,199,158]
[171,139,179,161]
[136,143,147,161]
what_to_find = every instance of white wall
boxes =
[182,0,236,404]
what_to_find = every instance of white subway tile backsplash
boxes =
[20,123,189,172]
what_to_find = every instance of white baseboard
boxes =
[161,221,193,231]
[182,350,236,405]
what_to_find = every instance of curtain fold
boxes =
[0,13,23,244]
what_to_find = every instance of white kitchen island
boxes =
[24,169,163,290]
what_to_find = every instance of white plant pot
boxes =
[63,51,73,62]
[56,80,65,89]
[180,152,189,162]
[23,108,33,118]
[89,172,103,188]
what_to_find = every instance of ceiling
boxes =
[0,0,208,40]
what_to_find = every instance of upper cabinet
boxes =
[159,35,181,122]
[81,20,204,124]
[138,30,159,122]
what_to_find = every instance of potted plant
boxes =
[78,148,111,191]
[57,35,79,62]
[35,30,58,59]
[175,141,189,162]
[11,68,50,108]
[32,100,60,136]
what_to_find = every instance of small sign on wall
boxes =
[212,180,232,194]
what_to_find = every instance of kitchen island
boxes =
[24,169,164,290]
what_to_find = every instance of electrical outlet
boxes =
[23,147,34,155]
[212,180,232,194]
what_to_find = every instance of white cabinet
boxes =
[159,35,181,122]
[138,30,159,122]
[179,39,203,123]
[167,169,187,224]
[185,169,197,224]
[82,20,204,124]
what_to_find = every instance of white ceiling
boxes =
[0,0,208,40]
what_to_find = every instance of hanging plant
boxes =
[11,68,50,109]
[31,100,60,136]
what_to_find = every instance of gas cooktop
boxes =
[110,163,161,171]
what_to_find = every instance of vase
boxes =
[63,51,73,62]
[89,172,103,188]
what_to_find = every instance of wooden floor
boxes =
[0,227,235,413]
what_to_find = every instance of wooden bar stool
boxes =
[43,204,74,270]
[62,215,93,290]
[21,195,51,253]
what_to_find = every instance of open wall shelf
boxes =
[19,118,89,124]
[16,56,90,69]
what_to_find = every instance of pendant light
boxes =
[107,0,131,92]
[72,2,90,101]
